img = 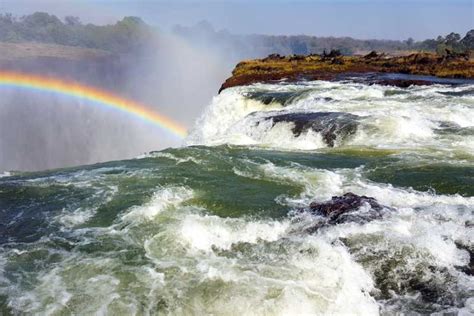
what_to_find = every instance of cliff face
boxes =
[219,52,474,92]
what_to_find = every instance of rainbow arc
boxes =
[0,71,187,138]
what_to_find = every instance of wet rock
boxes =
[264,112,359,147]
[372,79,434,88]
[454,241,473,276]
[347,73,436,87]
[310,192,383,219]
[439,88,474,97]
[435,121,474,136]
[244,90,332,106]
[244,90,310,106]
[305,193,388,232]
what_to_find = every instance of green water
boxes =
[1,145,473,314]
[1,79,474,315]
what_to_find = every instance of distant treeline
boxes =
[0,12,152,53]
[0,12,473,56]
[174,21,474,57]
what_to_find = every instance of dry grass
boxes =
[221,52,474,91]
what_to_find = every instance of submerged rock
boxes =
[305,193,388,232]
[454,241,474,276]
[435,121,474,136]
[263,112,359,147]
[372,79,435,88]
[310,192,383,219]
[243,90,310,106]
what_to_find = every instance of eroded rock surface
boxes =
[304,193,389,232]
[260,112,359,147]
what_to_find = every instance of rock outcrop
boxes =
[305,193,388,232]
[258,112,359,147]
[219,52,474,92]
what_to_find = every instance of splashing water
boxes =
[1,78,473,315]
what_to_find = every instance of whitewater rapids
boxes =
[0,78,473,315]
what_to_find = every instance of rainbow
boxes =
[0,71,187,138]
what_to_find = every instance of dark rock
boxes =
[439,88,474,97]
[304,193,388,233]
[364,51,380,59]
[454,241,473,276]
[310,192,383,219]
[264,112,359,147]
[435,121,474,136]
[374,79,434,88]
[289,54,306,61]
[244,90,310,106]
[322,49,342,58]
[263,53,284,61]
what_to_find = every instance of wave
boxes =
[1,78,473,315]
[2,152,472,314]
[0,171,11,178]
[186,81,474,156]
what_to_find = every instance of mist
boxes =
[4,0,473,40]
[0,0,472,171]
[0,28,239,171]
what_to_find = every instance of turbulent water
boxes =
[1,78,473,315]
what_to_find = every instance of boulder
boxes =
[304,193,388,232]
[264,112,359,147]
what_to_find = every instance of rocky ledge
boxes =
[219,51,474,92]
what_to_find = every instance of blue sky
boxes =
[2,0,473,40]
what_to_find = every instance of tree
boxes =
[64,16,81,26]
[445,32,461,46]
[460,29,474,49]
[289,37,308,55]
[21,12,62,28]
[418,39,437,51]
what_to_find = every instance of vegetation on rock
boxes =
[219,52,474,92]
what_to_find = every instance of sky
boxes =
[1,0,472,40]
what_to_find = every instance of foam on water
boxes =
[2,79,473,315]
[2,184,383,315]
[0,171,11,178]
[2,156,472,314]
[144,151,204,165]
[143,207,379,315]
[186,89,283,146]
[55,186,118,228]
[121,186,194,222]
[187,81,474,157]
[254,161,473,313]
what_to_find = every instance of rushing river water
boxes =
[1,79,473,315]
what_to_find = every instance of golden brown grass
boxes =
[220,52,474,92]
